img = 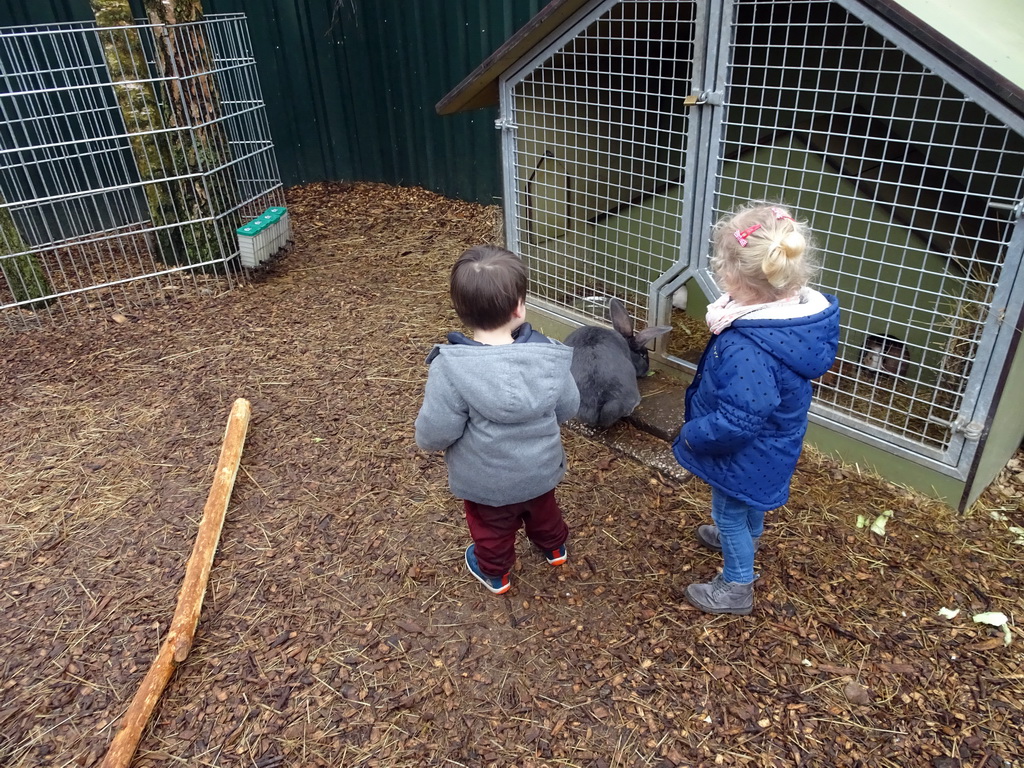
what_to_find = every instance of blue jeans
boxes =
[711,488,764,584]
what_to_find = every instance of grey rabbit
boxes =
[564,298,671,428]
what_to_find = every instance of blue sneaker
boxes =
[542,544,567,566]
[465,544,510,594]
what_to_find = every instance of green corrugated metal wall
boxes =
[0,0,91,24]
[0,0,544,204]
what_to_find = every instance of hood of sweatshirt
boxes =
[427,338,574,425]
[730,291,840,380]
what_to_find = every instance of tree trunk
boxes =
[143,0,241,267]
[92,0,189,264]
[91,0,239,269]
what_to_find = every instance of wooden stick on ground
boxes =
[100,398,252,768]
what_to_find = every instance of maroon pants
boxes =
[464,488,569,577]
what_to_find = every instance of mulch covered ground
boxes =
[2,182,1022,768]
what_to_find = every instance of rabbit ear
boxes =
[633,325,672,347]
[608,298,634,337]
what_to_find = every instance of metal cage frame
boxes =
[0,14,285,329]
[498,0,1024,480]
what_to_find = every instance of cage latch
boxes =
[986,199,1024,218]
[683,90,724,107]
[927,414,984,441]
[952,418,985,441]
[494,117,518,130]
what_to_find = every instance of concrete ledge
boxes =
[566,417,692,484]
[630,372,687,441]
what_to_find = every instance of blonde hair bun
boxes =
[711,202,819,301]
[762,230,806,288]
[778,231,805,259]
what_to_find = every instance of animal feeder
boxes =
[437,0,1024,510]
[238,207,291,268]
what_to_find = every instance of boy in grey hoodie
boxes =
[415,245,580,594]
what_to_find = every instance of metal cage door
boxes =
[695,0,1024,477]
[499,0,706,331]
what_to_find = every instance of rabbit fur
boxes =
[564,298,671,428]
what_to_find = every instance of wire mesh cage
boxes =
[504,0,698,333]
[708,0,1024,462]
[712,0,1024,462]
[500,0,1024,475]
[0,14,285,329]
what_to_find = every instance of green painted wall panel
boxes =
[967,332,1024,509]
[0,0,92,25]
[1,0,542,203]
[888,0,1024,95]
[199,0,543,202]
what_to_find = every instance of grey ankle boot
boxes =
[684,572,754,615]
[696,524,761,553]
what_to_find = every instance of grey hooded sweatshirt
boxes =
[414,328,580,507]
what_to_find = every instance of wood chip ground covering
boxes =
[2,182,1023,768]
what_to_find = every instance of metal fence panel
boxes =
[0,0,545,205]
[0,15,286,327]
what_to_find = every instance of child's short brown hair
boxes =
[450,245,527,331]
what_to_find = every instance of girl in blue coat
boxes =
[673,203,839,615]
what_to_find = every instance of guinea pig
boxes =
[859,334,910,378]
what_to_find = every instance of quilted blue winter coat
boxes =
[672,292,840,511]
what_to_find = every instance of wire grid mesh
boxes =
[715,0,1024,453]
[508,0,697,326]
[0,14,284,330]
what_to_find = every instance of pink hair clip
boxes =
[734,207,794,246]
[734,223,762,247]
